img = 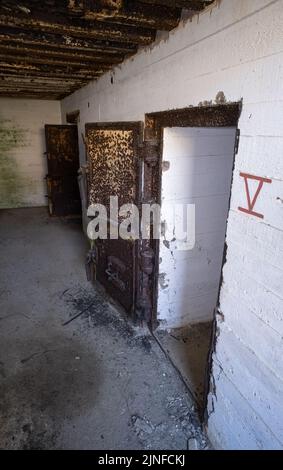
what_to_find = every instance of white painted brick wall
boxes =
[61,0,283,449]
[0,98,61,208]
[158,127,236,327]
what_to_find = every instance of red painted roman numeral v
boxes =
[238,172,272,219]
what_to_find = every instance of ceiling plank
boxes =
[0,62,104,78]
[0,75,88,87]
[2,1,181,30]
[136,0,213,9]
[0,68,99,81]
[0,44,125,65]
[81,0,181,30]
[0,54,115,70]
[0,27,138,55]
[0,77,83,87]
[0,87,77,94]
[0,13,156,45]
[0,0,210,100]
[0,93,68,99]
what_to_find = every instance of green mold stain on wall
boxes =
[0,119,27,208]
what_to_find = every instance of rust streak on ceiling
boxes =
[0,0,213,100]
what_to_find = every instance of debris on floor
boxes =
[0,208,210,450]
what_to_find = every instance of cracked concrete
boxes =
[0,207,209,450]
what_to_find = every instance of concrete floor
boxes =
[156,323,212,408]
[0,207,210,450]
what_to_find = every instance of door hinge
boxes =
[136,247,155,323]
[140,128,160,168]
[234,129,240,155]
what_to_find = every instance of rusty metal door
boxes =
[45,125,81,216]
[85,122,143,316]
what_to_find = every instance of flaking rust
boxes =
[87,129,136,208]
[85,122,142,317]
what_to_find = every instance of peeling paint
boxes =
[162,160,170,172]
[215,91,227,105]
[163,239,170,249]
[159,272,169,290]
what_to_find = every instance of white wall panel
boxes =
[158,127,236,327]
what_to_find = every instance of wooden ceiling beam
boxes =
[0,87,77,95]
[0,0,211,99]
[0,83,71,91]
[0,27,138,55]
[0,90,78,98]
[0,68,99,81]
[81,0,181,30]
[0,44,125,65]
[0,78,85,87]
[0,54,115,71]
[0,13,156,45]
[0,76,83,87]
[136,0,213,10]
[0,62,104,78]
[0,92,66,99]
[2,1,181,31]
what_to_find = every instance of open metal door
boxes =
[85,122,144,318]
[45,125,81,216]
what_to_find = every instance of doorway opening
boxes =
[145,103,241,409]
[45,124,82,219]
[157,126,237,405]
[66,110,80,125]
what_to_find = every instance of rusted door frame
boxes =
[85,121,144,320]
[143,102,242,330]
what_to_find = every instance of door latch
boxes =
[105,257,126,292]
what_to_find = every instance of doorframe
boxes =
[144,102,242,419]
[144,102,242,330]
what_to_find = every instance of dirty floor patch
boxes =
[0,208,209,450]
[156,323,213,408]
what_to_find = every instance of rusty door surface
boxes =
[85,122,143,316]
[45,125,81,216]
